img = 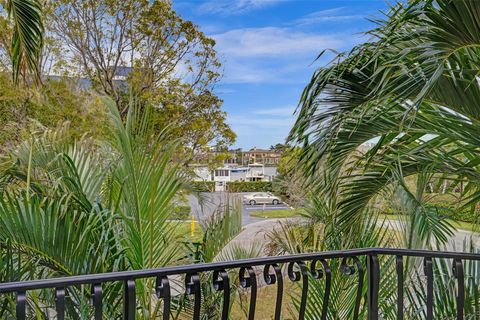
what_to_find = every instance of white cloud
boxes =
[213,27,343,58]
[198,0,287,15]
[211,27,352,83]
[294,7,363,25]
[252,106,295,116]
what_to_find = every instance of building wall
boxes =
[192,164,279,184]
[193,167,212,181]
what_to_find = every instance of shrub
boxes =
[227,181,273,192]
[191,181,216,192]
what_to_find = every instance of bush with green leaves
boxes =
[227,181,273,192]
[190,181,216,192]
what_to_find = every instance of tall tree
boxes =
[49,0,234,156]
[50,0,220,107]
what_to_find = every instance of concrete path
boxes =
[228,217,480,253]
[228,218,285,251]
[381,219,480,251]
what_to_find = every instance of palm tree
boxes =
[0,98,188,318]
[1,0,43,83]
[290,0,480,234]
[283,0,480,318]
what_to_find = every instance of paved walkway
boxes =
[381,219,480,251]
[227,217,480,253]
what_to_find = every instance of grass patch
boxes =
[169,221,203,242]
[451,220,478,232]
[250,208,304,219]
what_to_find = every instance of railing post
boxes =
[123,279,136,320]
[367,254,379,320]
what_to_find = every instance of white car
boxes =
[243,192,281,205]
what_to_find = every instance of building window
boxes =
[215,170,229,177]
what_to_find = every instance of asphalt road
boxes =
[187,192,290,226]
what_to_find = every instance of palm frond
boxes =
[5,0,43,83]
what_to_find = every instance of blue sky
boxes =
[173,0,391,149]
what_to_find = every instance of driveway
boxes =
[187,192,291,226]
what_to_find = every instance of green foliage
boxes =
[0,74,109,152]
[273,147,309,206]
[47,0,235,157]
[290,0,480,233]
[381,191,480,224]
[171,205,191,220]
[227,181,273,192]
[0,97,189,318]
[4,0,43,83]
[190,181,215,192]
[250,208,303,218]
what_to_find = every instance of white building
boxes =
[191,163,278,191]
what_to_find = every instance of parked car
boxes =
[243,192,281,205]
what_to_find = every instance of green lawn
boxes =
[169,221,203,242]
[250,208,304,218]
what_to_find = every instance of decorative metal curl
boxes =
[185,273,201,320]
[341,257,358,276]
[212,269,229,291]
[287,261,307,282]
[239,267,257,320]
[263,263,280,285]
[156,276,171,320]
[310,259,331,320]
[340,257,363,320]
[263,264,283,320]
[288,261,308,320]
[310,258,330,279]
[155,276,170,298]
[212,270,230,320]
[239,266,256,288]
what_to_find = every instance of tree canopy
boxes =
[0,0,235,158]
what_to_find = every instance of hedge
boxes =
[190,181,215,192]
[227,181,273,192]
[381,193,480,224]
[191,180,274,192]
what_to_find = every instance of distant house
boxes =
[191,163,278,191]
[190,146,281,191]
[243,147,281,166]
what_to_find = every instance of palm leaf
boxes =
[5,0,43,83]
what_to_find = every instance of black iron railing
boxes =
[0,248,477,320]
